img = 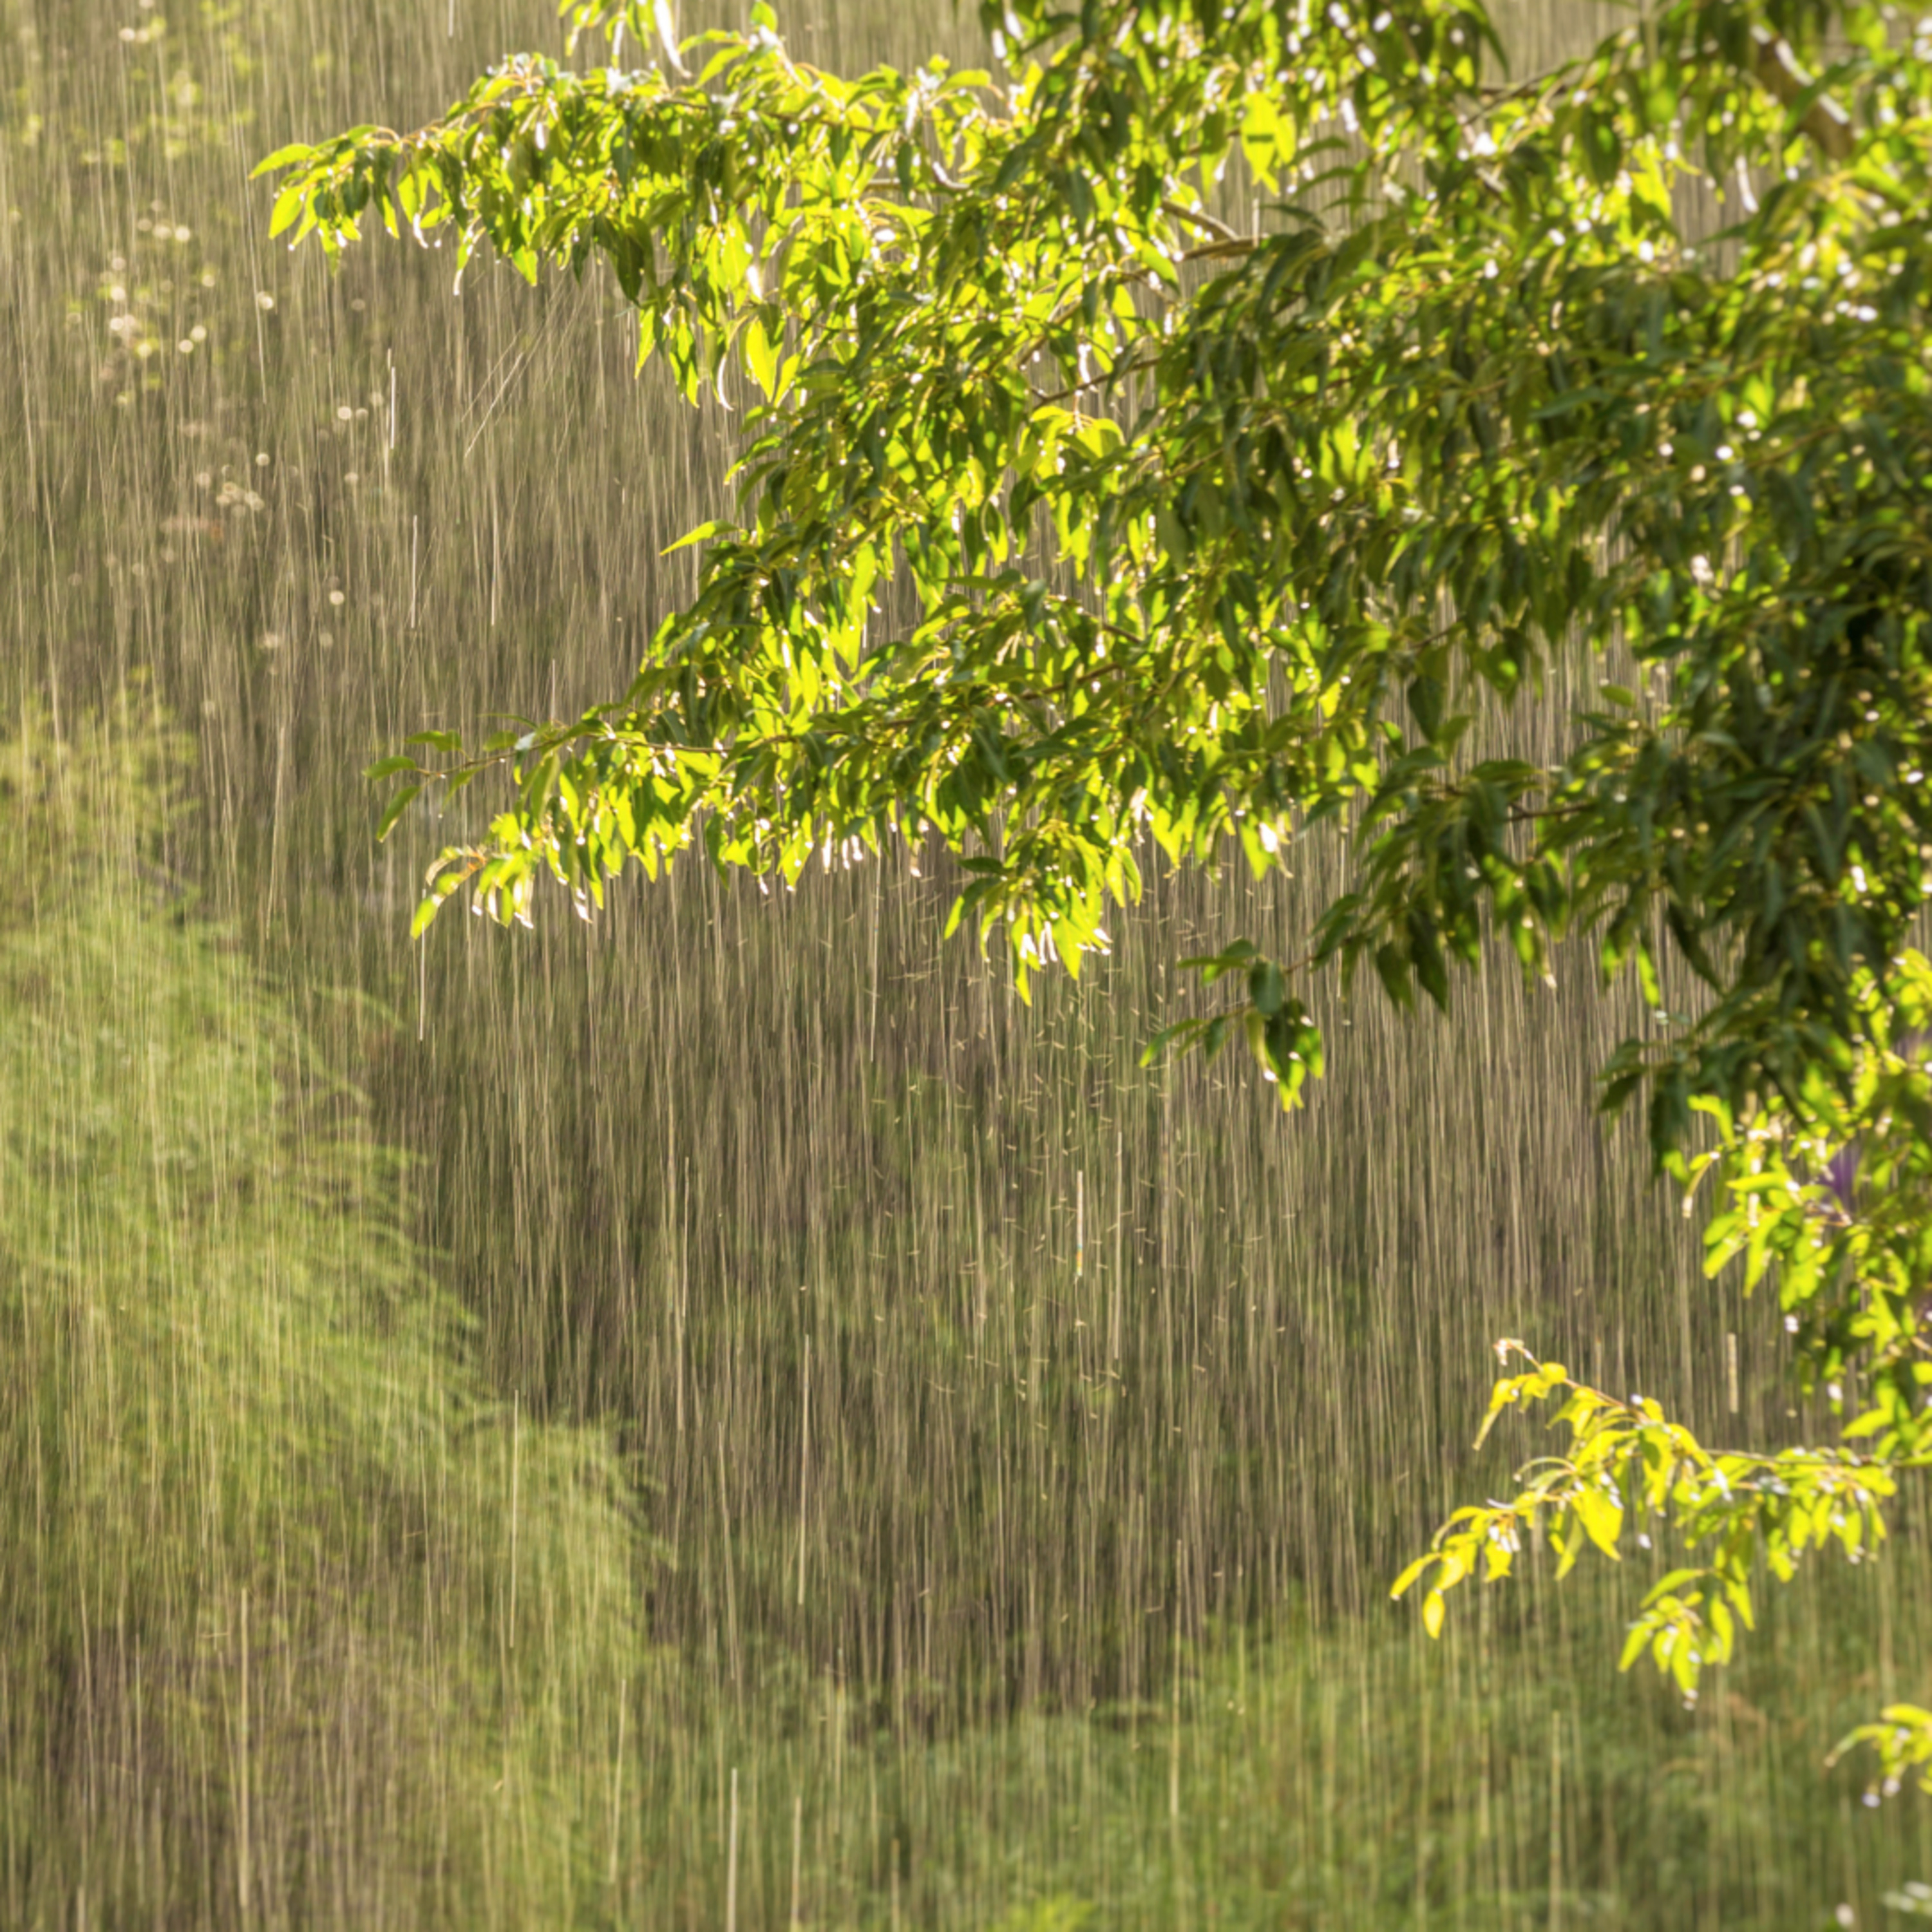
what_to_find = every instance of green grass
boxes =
[0,701,643,1926]
[0,0,1928,1922]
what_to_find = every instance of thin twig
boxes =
[1748,27,1853,162]
[1159,198,1239,244]
[1030,354,1160,406]
[1180,237,1260,263]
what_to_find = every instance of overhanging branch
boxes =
[1749,26,1854,161]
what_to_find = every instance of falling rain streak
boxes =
[0,0,1921,1926]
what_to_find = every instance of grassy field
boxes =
[1,0,1929,1924]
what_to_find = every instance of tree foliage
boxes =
[266,0,1932,1786]
[1397,951,1932,1790]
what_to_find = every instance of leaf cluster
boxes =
[267,0,1932,1795]
[1392,1343,1914,1705]
[270,1,1927,1119]
[1406,969,1932,1788]
[1142,938,1323,1108]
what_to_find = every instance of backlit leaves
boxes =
[1393,1343,1914,1707]
[272,0,1932,1794]
[269,0,1932,1157]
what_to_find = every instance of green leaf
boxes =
[1372,943,1414,1014]
[1390,1555,1433,1600]
[744,316,778,399]
[252,142,315,178]
[1247,956,1285,1018]
[1405,672,1444,740]
[663,520,721,555]
[375,784,422,842]
[268,185,307,240]
[1572,1484,1622,1561]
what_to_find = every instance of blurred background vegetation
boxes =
[0,0,1928,1923]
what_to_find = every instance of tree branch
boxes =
[1030,354,1159,404]
[1749,26,1853,162]
[1159,197,1239,243]
[1180,236,1261,263]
